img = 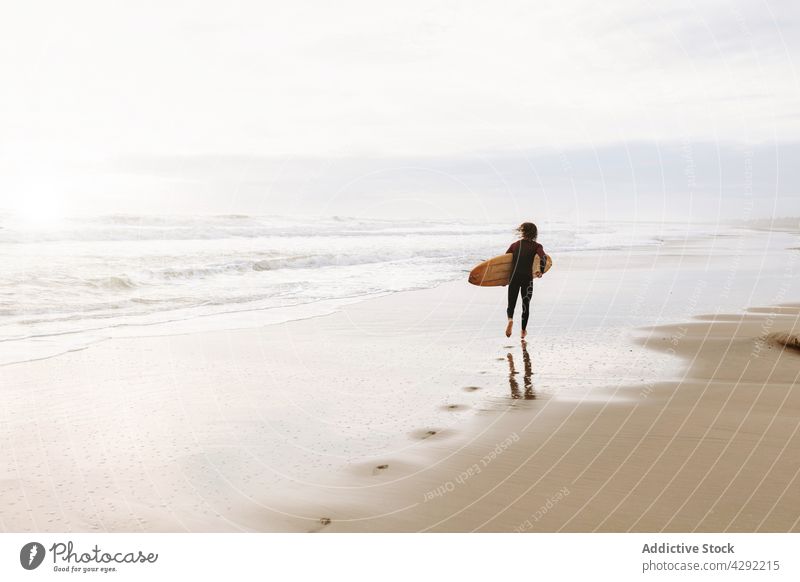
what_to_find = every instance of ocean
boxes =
[0,214,706,365]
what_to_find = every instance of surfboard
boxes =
[468,253,552,287]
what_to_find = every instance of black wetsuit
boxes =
[506,239,546,331]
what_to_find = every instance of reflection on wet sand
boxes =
[507,339,535,400]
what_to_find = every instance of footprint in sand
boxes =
[410,429,440,440]
[442,403,466,411]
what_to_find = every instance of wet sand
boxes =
[321,306,800,532]
[1,227,799,532]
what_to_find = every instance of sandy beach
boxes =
[2,226,799,532]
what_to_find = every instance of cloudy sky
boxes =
[1,0,798,222]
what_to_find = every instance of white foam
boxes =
[0,215,711,365]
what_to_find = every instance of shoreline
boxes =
[0,223,765,369]
[1,228,799,532]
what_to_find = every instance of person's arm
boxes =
[535,243,546,277]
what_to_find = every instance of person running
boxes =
[505,222,546,339]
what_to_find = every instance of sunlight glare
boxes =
[10,185,65,230]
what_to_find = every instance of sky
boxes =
[0,0,798,223]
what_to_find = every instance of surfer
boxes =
[505,222,546,338]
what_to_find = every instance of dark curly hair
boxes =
[516,222,538,241]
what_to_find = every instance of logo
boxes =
[20,542,46,570]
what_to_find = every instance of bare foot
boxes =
[505,320,513,337]
[521,329,527,339]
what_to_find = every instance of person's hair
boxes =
[516,222,538,241]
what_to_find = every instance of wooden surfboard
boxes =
[468,253,552,287]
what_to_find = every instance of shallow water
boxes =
[0,214,733,365]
